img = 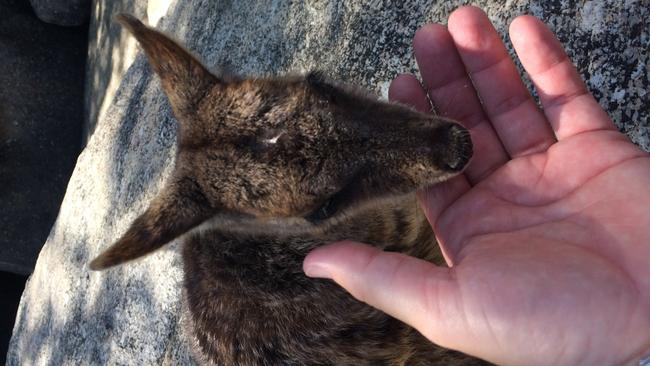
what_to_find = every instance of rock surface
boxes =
[0,0,86,275]
[9,0,649,365]
[28,0,91,26]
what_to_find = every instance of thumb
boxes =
[303,241,462,347]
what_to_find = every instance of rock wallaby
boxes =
[90,14,484,365]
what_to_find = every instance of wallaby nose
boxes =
[440,123,473,172]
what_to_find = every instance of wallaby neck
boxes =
[188,193,436,258]
[180,193,445,365]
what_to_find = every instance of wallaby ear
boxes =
[306,71,340,101]
[306,70,362,108]
[89,177,214,270]
[116,13,219,118]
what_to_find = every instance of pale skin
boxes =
[303,6,650,366]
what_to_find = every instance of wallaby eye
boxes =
[306,197,337,222]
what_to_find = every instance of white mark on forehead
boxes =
[263,132,284,144]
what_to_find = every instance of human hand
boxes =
[303,6,650,366]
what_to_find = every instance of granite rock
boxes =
[9,0,649,365]
[28,0,91,26]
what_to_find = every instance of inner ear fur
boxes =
[89,177,215,270]
[116,14,220,118]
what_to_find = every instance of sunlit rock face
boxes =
[8,0,649,365]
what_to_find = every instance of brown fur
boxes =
[91,14,485,365]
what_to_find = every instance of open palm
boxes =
[304,7,650,365]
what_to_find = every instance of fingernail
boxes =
[303,263,332,278]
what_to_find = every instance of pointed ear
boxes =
[116,14,219,117]
[306,70,362,107]
[306,71,340,101]
[89,177,214,270]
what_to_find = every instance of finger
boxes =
[303,241,460,346]
[388,73,432,113]
[447,6,556,157]
[413,23,508,184]
[417,176,471,266]
[509,15,616,140]
[389,74,472,265]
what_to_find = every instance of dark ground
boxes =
[0,0,88,361]
[0,272,27,364]
[0,0,87,274]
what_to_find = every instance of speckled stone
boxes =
[9,0,649,365]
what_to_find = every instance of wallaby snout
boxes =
[438,123,473,172]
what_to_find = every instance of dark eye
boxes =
[303,166,367,224]
[306,197,337,222]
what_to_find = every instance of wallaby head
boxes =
[89,14,472,270]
